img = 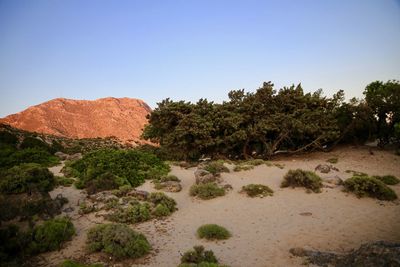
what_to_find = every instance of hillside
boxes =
[0,97,151,143]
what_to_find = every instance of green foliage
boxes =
[86,223,151,259]
[233,165,253,172]
[0,224,32,264]
[373,175,400,185]
[67,149,170,192]
[55,176,75,187]
[29,217,75,253]
[343,176,397,201]
[79,202,97,214]
[180,245,218,265]
[153,203,171,217]
[0,147,59,170]
[108,202,151,224]
[326,157,338,164]
[0,163,55,194]
[364,80,400,146]
[20,137,52,152]
[159,174,181,182]
[190,183,225,200]
[203,161,229,175]
[60,260,103,267]
[242,184,274,197]
[197,224,231,240]
[148,192,177,212]
[0,131,18,146]
[281,169,322,193]
[143,82,342,160]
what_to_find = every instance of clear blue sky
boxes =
[0,0,399,117]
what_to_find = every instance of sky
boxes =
[0,0,399,117]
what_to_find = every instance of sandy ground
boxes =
[43,146,400,267]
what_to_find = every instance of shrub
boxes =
[281,169,322,193]
[55,176,75,187]
[326,157,338,164]
[0,147,59,169]
[159,175,181,182]
[197,224,231,240]
[242,184,274,197]
[85,172,121,195]
[0,131,18,146]
[203,161,229,175]
[148,192,177,212]
[233,165,253,172]
[60,260,103,267]
[373,175,400,185]
[79,202,97,214]
[190,183,225,200]
[86,223,151,259]
[153,203,171,217]
[29,217,75,253]
[180,245,218,265]
[0,163,55,194]
[108,203,151,224]
[343,176,397,201]
[20,136,52,152]
[68,149,170,190]
[0,224,32,264]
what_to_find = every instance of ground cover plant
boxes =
[241,184,274,197]
[203,161,229,175]
[179,245,227,267]
[86,223,151,259]
[343,175,397,201]
[197,224,231,240]
[65,149,170,193]
[281,169,322,193]
[190,183,225,200]
[373,175,400,185]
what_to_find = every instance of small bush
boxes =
[203,161,229,175]
[0,147,59,169]
[180,245,218,265]
[233,165,253,172]
[60,260,103,267]
[326,157,338,164]
[29,217,75,253]
[55,176,75,187]
[153,203,171,217]
[86,223,151,259]
[373,175,400,185]
[343,176,397,201]
[85,172,122,195]
[197,224,231,240]
[148,192,177,212]
[159,175,180,182]
[242,184,273,197]
[281,169,322,193]
[0,131,18,146]
[190,183,225,200]
[0,163,55,194]
[108,203,151,224]
[79,202,97,214]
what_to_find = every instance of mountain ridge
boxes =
[0,97,151,143]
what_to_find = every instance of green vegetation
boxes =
[0,147,59,170]
[55,176,75,187]
[373,175,400,185]
[179,245,226,267]
[108,202,151,224]
[86,223,151,259]
[29,217,75,253]
[203,161,229,175]
[60,260,103,267]
[159,174,180,182]
[153,203,171,217]
[190,183,225,199]
[343,176,397,201]
[242,184,274,197]
[197,224,231,240]
[326,157,338,164]
[0,163,55,194]
[79,201,97,214]
[0,217,75,265]
[281,169,322,193]
[66,149,170,193]
[148,192,177,212]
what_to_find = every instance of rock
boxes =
[315,164,339,174]
[55,151,69,160]
[127,189,149,200]
[157,181,182,192]
[290,241,400,267]
[324,176,343,185]
[194,169,217,184]
[223,184,233,191]
[67,153,82,160]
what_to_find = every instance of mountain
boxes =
[0,97,151,143]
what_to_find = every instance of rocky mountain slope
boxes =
[0,97,151,143]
